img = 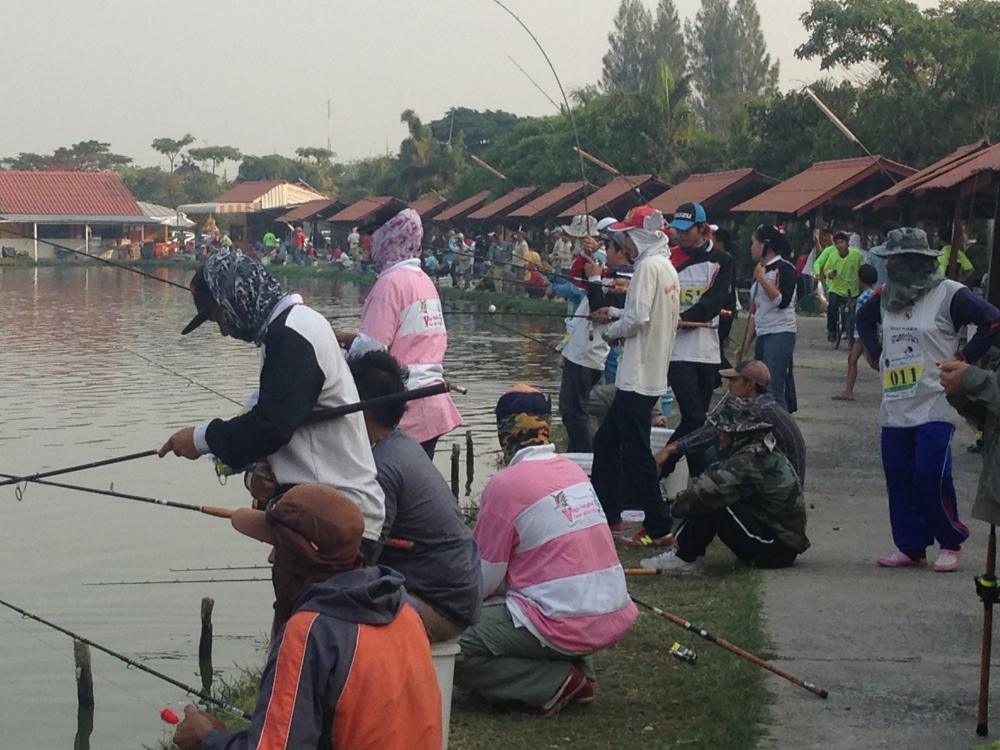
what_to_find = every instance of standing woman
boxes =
[857,228,1000,571]
[738,225,798,413]
[338,209,463,457]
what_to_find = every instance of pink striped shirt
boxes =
[474,445,637,654]
[354,259,463,443]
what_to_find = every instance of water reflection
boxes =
[0,265,564,749]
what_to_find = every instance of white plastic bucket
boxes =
[431,638,461,749]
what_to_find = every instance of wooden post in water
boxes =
[465,430,474,497]
[451,443,461,499]
[74,640,94,707]
[199,597,215,694]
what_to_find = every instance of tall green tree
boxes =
[687,0,779,133]
[2,141,131,171]
[295,146,336,163]
[151,134,195,174]
[188,145,242,175]
[650,0,688,89]
[428,108,522,153]
[601,0,655,92]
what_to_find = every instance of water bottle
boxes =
[661,388,674,418]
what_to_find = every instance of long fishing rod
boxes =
[123,347,243,407]
[1,226,189,290]
[0,449,159,489]
[84,577,268,586]
[304,380,466,424]
[0,597,251,719]
[630,595,829,699]
[171,565,270,572]
[1,473,234,517]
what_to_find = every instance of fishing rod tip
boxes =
[448,383,468,395]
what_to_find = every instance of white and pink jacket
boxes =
[350,259,463,443]
[474,444,637,654]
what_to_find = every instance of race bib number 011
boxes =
[882,355,924,400]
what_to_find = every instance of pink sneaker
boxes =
[934,548,961,572]
[877,551,927,568]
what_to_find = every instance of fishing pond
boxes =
[0,265,564,749]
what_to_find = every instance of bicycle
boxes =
[834,294,857,350]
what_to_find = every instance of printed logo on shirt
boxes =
[398,298,446,336]
[552,489,601,525]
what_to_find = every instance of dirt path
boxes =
[759,317,992,749]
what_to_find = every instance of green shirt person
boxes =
[938,244,973,277]
[813,237,865,298]
[262,231,278,249]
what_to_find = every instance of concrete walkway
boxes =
[760,317,994,749]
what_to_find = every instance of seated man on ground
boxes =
[655,359,805,486]
[349,350,482,642]
[172,484,442,750]
[455,386,637,716]
[640,397,810,574]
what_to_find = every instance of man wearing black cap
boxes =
[159,251,386,548]
[663,202,734,479]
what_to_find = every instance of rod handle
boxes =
[201,506,234,519]
[386,537,415,551]
[624,568,660,576]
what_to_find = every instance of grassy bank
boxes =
[175,544,768,750]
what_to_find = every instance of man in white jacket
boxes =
[590,206,680,546]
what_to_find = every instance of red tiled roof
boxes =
[327,196,406,224]
[467,186,537,220]
[649,169,775,215]
[558,175,669,218]
[855,141,989,211]
[508,181,589,219]
[433,190,491,222]
[212,180,286,203]
[277,198,343,223]
[731,156,914,217]
[0,170,143,218]
[408,195,448,218]
[914,142,1000,193]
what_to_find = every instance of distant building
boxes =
[0,171,151,261]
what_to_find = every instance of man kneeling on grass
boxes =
[455,385,637,716]
[640,397,810,574]
[349,350,482,642]
[172,485,442,750]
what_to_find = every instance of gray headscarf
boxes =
[871,228,944,313]
[203,251,287,344]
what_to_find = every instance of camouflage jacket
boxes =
[948,346,1000,526]
[672,435,810,553]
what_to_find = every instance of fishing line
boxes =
[122,347,244,407]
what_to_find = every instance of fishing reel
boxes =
[976,574,1000,607]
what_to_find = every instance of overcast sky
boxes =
[3,0,939,170]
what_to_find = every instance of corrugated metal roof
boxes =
[277,199,343,222]
[508,181,589,219]
[0,171,144,219]
[855,141,989,210]
[433,190,491,222]
[467,186,537,220]
[327,196,406,224]
[915,143,1000,192]
[212,180,286,203]
[648,169,775,215]
[408,195,448,218]
[558,175,669,218]
[731,156,915,217]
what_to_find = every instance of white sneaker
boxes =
[639,549,704,574]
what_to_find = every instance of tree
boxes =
[650,0,688,89]
[295,146,336,162]
[188,145,242,175]
[428,108,523,154]
[392,109,465,200]
[151,134,195,174]
[687,0,779,133]
[796,0,1000,163]
[601,0,655,92]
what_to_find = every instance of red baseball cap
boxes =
[609,205,664,232]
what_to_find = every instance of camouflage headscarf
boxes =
[707,395,773,434]
[203,251,287,344]
[870,228,944,313]
[495,385,551,463]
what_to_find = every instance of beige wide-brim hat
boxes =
[563,214,599,238]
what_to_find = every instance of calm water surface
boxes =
[0,265,563,749]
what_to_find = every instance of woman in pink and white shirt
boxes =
[339,209,462,457]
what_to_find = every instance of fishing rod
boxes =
[0,597,251,720]
[630,595,829,699]
[976,524,997,736]
[171,565,270,573]
[0,449,159,489]
[1,473,234,517]
[1,226,189,290]
[304,380,466,424]
[84,577,268,586]
[123,347,243,407]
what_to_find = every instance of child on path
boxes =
[833,263,879,401]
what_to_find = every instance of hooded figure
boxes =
[161,254,386,545]
[857,228,1000,572]
[338,208,463,458]
[171,484,442,750]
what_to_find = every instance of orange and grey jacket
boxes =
[204,566,442,750]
